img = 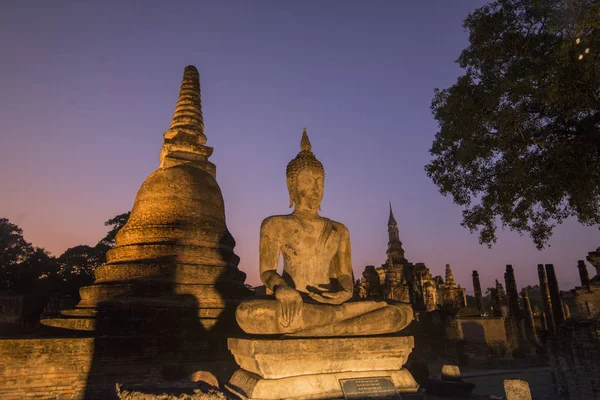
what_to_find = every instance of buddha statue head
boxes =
[286,128,325,211]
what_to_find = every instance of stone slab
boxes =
[441,365,461,381]
[226,368,418,400]
[228,336,414,379]
[504,379,532,400]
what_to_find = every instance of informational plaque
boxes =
[339,376,402,400]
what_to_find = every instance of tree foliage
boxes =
[56,245,104,294]
[0,218,40,291]
[98,212,130,249]
[0,212,130,295]
[426,0,600,249]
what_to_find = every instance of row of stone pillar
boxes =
[471,258,595,338]
[471,265,537,345]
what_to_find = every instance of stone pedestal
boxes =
[225,336,418,400]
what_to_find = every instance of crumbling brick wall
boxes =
[0,336,235,399]
[547,319,600,399]
[0,337,94,399]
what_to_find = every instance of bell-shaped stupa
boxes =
[42,66,249,334]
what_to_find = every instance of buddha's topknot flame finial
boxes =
[300,127,311,152]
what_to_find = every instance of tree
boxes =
[98,212,130,249]
[0,218,35,291]
[0,218,32,276]
[0,218,59,293]
[426,0,600,249]
[56,212,130,296]
[56,245,104,294]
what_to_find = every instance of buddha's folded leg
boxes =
[236,298,412,336]
[235,298,349,334]
[236,298,281,334]
[286,303,414,337]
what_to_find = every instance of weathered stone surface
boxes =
[235,129,413,336]
[503,379,532,400]
[441,365,461,381]
[0,336,231,400]
[226,368,418,400]
[588,247,600,277]
[547,319,600,400]
[228,336,414,379]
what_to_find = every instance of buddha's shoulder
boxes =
[260,214,296,230]
[325,218,350,235]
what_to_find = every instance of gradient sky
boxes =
[1,0,598,293]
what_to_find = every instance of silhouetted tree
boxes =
[56,245,104,296]
[0,218,32,289]
[426,0,600,249]
[54,212,130,297]
[0,212,130,295]
[0,218,56,292]
[98,212,130,249]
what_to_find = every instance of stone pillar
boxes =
[540,311,548,331]
[472,270,484,314]
[538,264,556,335]
[504,265,521,318]
[495,280,509,317]
[577,260,591,286]
[562,303,571,319]
[490,288,501,317]
[587,247,600,277]
[545,264,565,325]
[521,289,537,343]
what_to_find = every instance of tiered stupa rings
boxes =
[42,66,249,333]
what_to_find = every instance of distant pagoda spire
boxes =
[388,202,398,226]
[387,202,400,242]
[386,202,406,264]
[160,65,213,172]
[445,264,456,287]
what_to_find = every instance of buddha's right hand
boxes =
[275,286,303,328]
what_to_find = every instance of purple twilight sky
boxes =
[1,0,598,292]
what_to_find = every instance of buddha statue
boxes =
[236,129,413,336]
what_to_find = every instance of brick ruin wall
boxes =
[409,315,517,367]
[0,336,235,399]
[0,338,93,399]
[450,317,512,354]
[548,320,600,400]
[442,317,539,367]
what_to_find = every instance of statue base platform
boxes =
[225,336,418,400]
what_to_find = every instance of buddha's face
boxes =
[289,168,324,212]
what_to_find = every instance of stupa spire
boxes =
[160,65,214,172]
[166,65,206,144]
